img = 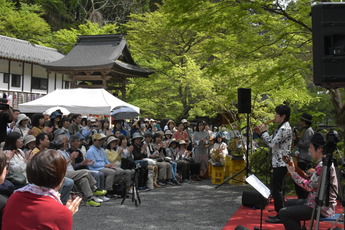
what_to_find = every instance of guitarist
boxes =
[279,133,338,230]
[293,113,314,199]
[255,104,292,224]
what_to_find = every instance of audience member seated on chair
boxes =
[67,134,109,202]
[3,132,30,187]
[151,133,173,186]
[130,133,149,190]
[55,134,105,206]
[22,135,36,156]
[29,113,46,137]
[178,140,200,181]
[2,149,82,230]
[117,135,135,192]
[31,133,50,156]
[279,133,338,229]
[12,114,32,138]
[68,114,82,136]
[86,133,125,198]
[166,139,185,184]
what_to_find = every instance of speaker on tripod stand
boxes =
[237,88,251,178]
[238,88,251,114]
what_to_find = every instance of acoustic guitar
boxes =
[282,155,314,180]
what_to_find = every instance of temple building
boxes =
[0,35,68,108]
[42,34,154,99]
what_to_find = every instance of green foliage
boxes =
[48,21,119,53]
[125,10,224,120]
[0,0,50,44]
[125,0,320,121]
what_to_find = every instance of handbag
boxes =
[121,158,135,170]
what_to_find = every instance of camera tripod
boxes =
[309,152,343,230]
[121,167,141,207]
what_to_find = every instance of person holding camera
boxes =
[0,98,14,143]
[279,133,338,229]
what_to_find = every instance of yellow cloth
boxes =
[105,149,121,166]
[31,147,41,156]
[30,126,44,137]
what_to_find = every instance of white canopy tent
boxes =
[18,88,140,115]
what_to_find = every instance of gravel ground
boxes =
[73,179,248,230]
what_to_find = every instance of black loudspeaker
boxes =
[237,88,251,114]
[312,3,345,88]
[242,190,268,210]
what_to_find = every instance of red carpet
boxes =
[223,199,343,230]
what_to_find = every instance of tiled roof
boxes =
[0,35,64,64]
[42,34,154,77]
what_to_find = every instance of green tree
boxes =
[47,20,119,53]
[125,10,225,120]
[125,0,318,121]
[0,0,51,44]
[163,0,345,134]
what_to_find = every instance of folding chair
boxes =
[319,212,344,230]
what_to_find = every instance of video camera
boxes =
[0,98,9,111]
[324,129,339,154]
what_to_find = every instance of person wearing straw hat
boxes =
[292,113,314,199]
[105,135,133,194]
[105,136,121,168]
[23,135,36,156]
[163,130,173,145]
[166,139,183,184]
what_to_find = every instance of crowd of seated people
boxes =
[0,109,242,228]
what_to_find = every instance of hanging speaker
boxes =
[312,3,345,88]
[238,88,251,114]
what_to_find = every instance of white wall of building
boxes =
[0,59,70,94]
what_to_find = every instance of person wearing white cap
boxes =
[13,114,32,138]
